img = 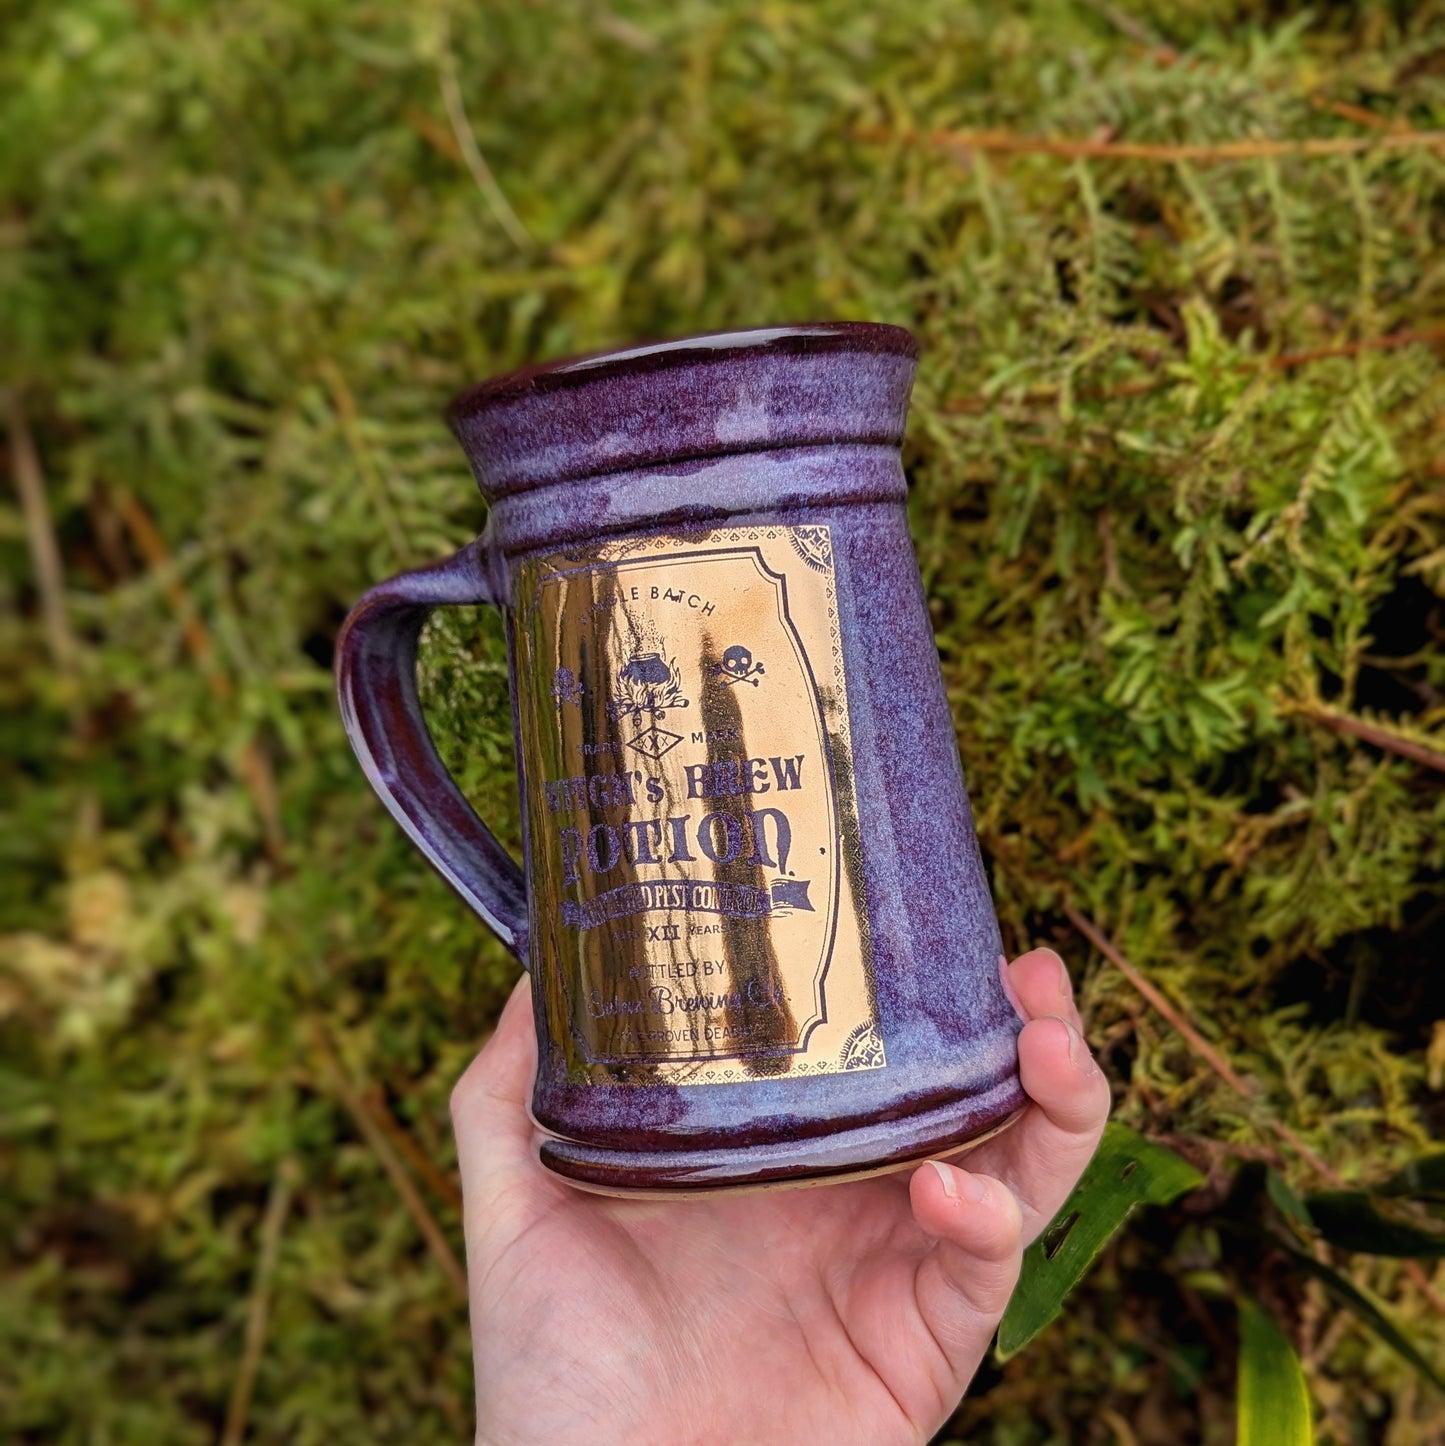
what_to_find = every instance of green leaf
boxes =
[997,1123,1203,1359]
[1383,1154,1445,1204]
[1238,1298,1313,1446]
[1304,1190,1445,1258]
[1282,1246,1445,1393]
[1267,1169,1315,1232]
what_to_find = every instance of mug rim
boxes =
[446,321,918,427]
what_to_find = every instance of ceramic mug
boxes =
[336,323,1025,1193]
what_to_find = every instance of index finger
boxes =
[964,949,1110,1241]
[450,976,541,1199]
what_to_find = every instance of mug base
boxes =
[537,1090,1028,1198]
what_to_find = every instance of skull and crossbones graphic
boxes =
[713,644,765,687]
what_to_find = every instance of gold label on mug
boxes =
[513,524,885,1086]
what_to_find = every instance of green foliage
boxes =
[1250,1164,1445,1398]
[1286,1246,1445,1397]
[3,0,1444,1442]
[998,1123,1203,1359]
[1238,1297,1313,1446]
[1306,1188,1445,1258]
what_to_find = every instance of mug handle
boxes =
[335,537,529,964]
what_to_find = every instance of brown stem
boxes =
[113,489,222,685]
[435,14,532,252]
[313,1026,468,1299]
[858,122,1445,164]
[86,486,134,582]
[4,390,78,674]
[1308,95,1411,135]
[221,1157,299,1446]
[1075,0,1178,59]
[1064,903,1254,1095]
[1295,702,1445,775]
[364,1085,463,1212]
[403,102,463,162]
[112,489,287,862]
[1268,327,1445,369]
[317,359,409,564]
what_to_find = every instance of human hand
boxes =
[450,949,1110,1445]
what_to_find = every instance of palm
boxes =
[454,950,1109,1446]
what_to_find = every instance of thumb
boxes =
[450,977,540,1216]
[908,1159,1024,1398]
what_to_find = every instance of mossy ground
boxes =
[2,1,1443,1442]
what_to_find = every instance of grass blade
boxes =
[1238,1298,1312,1446]
[1304,1190,1445,1258]
[1283,1247,1445,1393]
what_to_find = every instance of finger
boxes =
[1004,947,1081,1028]
[450,976,539,1189]
[969,1013,1110,1242]
[909,1161,1024,1389]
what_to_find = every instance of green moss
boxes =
[2,0,1442,1440]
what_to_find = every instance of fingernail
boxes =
[998,954,1026,1021]
[1051,951,1074,1002]
[927,1159,958,1198]
[1004,948,1074,1005]
[929,1159,989,1202]
[1043,1014,1095,1075]
[1024,946,1071,1001]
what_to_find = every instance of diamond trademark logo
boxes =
[627,725,683,761]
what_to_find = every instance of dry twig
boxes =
[4,390,77,674]
[1309,95,1412,135]
[113,490,224,681]
[313,1026,468,1299]
[364,1084,463,1213]
[317,358,409,565]
[403,102,463,162]
[1075,0,1177,58]
[1292,702,1445,776]
[221,1157,299,1446]
[113,489,287,863]
[436,18,532,252]
[1064,903,1254,1095]
[859,122,1445,165]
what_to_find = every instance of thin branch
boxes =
[112,489,221,681]
[1075,0,1178,59]
[403,102,463,162]
[1293,702,1445,775]
[85,486,134,582]
[593,8,661,53]
[317,358,409,565]
[1268,327,1445,369]
[313,1026,468,1299]
[858,122,1445,165]
[4,390,78,674]
[1309,95,1412,135]
[113,489,287,863]
[1063,903,1254,1095]
[364,1084,463,1212]
[436,24,532,252]
[221,1157,299,1446]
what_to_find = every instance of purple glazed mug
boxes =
[336,323,1025,1193]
